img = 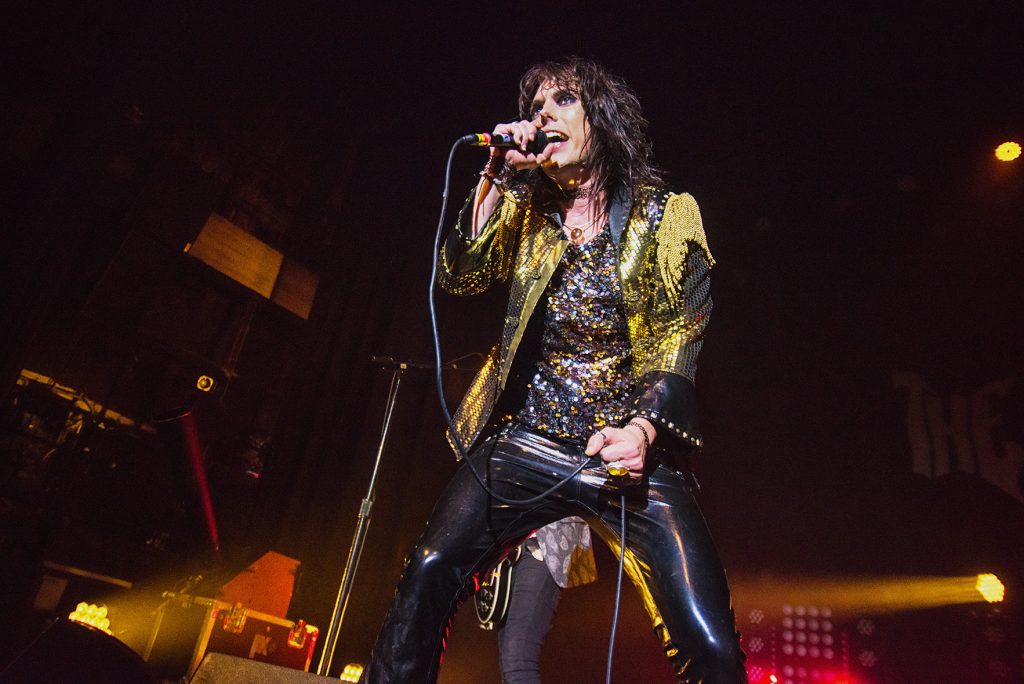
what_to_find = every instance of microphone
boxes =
[460,130,565,155]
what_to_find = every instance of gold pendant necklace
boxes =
[564,220,601,245]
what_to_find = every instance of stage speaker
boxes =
[188,652,335,683]
[0,618,157,683]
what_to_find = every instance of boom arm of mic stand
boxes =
[316,365,404,676]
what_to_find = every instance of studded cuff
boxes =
[626,371,702,449]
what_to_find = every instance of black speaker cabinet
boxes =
[0,619,157,684]
[189,652,335,683]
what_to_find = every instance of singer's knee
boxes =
[403,545,457,588]
[683,634,747,683]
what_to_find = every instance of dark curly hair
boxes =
[518,56,663,198]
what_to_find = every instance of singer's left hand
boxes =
[585,419,655,479]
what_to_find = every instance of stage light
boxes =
[736,575,1006,615]
[68,602,111,634]
[994,141,1021,162]
[196,375,216,392]
[976,574,1005,603]
[340,663,364,682]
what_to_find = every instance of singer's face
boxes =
[529,82,591,171]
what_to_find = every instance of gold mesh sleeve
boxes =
[640,250,712,381]
[437,189,524,296]
[630,192,714,381]
[656,192,714,308]
[624,191,714,447]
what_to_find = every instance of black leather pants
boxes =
[366,424,747,683]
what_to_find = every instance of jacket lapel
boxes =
[608,184,632,248]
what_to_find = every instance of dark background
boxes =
[3,2,1022,682]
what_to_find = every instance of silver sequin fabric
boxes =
[516,228,633,440]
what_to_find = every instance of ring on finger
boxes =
[606,461,628,477]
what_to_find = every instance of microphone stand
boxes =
[316,354,479,676]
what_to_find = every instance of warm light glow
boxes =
[976,574,1005,603]
[769,676,778,683]
[734,574,1007,616]
[68,602,112,633]
[995,141,1021,162]
[196,375,215,392]
[339,663,364,682]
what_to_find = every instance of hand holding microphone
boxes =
[461,120,564,171]
[462,121,565,239]
[585,420,655,480]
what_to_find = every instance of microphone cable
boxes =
[605,495,627,684]
[430,138,591,506]
[430,138,630,682]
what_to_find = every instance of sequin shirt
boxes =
[516,228,633,439]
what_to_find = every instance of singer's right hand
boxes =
[491,119,554,169]
[472,119,552,238]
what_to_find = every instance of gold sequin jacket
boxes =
[439,182,714,458]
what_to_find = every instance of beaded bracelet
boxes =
[627,420,651,451]
[480,156,516,186]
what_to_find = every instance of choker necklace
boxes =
[560,184,594,201]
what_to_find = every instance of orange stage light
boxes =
[976,573,1005,603]
[994,141,1021,162]
[734,573,1006,616]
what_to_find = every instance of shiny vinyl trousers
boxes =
[366,424,747,683]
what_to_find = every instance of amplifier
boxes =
[143,593,318,681]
